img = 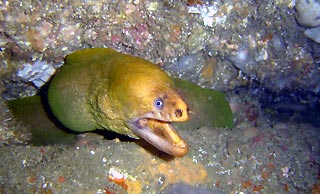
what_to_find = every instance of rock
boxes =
[161,182,226,194]
[242,127,258,139]
[296,0,320,27]
[304,26,320,43]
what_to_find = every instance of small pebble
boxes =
[242,127,258,139]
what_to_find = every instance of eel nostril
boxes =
[175,109,183,118]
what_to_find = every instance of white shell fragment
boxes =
[188,4,219,27]
[17,60,56,88]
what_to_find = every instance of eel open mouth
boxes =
[130,117,188,157]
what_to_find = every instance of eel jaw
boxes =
[130,117,188,157]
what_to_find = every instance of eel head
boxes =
[129,89,189,157]
[109,60,190,157]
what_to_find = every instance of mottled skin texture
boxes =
[48,48,189,156]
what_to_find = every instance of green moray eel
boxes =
[48,48,189,156]
[7,48,233,157]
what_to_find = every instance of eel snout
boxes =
[130,117,188,157]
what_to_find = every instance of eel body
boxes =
[48,48,189,156]
[8,48,234,157]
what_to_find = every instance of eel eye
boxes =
[154,97,164,109]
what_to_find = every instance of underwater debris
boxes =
[17,60,56,88]
[296,0,320,27]
[188,3,222,27]
[304,26,320,43]
[295,0,320,43]
[281,166,291,178]
[108,167,128,183]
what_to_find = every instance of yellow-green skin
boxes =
[8,48,233,156]
[48,48,189,156]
